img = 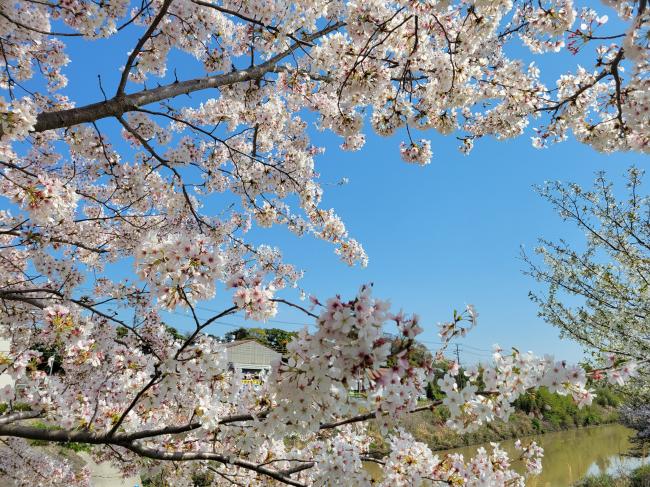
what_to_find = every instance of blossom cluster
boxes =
[227,272,278,321]
[8,174,79,227]
[435,346,617,432]
[0,438,90,487]
[136,232,225,308]
[0,97,36,142]
[0,0,646,484]
[0,281,640,486]
[399,140,433,166]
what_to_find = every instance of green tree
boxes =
[223,327,297,353]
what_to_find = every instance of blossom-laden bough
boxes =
[0,0,647,485]
[0,284,638,486]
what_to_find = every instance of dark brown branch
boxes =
[0,423,306,486]
[116,0,173,95]
[0,228,109,254]
[31,22,344,133]
[0,401,445,485]
[107,370,162,437]
[318,401,441,430]
[271,298,319,319]
[122,442,306,487]
[0,292,46,308]
[0,9,82,37]
[192,0,315,47]
[538,48,625,116]
[174,305,238,359]
[0,288,131,327]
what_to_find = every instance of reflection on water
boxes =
[442,424,648,486]
[365,424,649,486]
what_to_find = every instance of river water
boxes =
[366,424,649,486]
[440,424,649,486]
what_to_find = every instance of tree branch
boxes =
[31,22,344,133]
[116,0,173,96]
[0,423,306,486]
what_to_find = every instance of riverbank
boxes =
[575,465,650,487]
[369,386,621,453]
[399,405,619,452]
[364,424,646,486]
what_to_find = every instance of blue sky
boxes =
[158,117,642,365]
[6,3,649,365]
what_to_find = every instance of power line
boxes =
[458,348,492,358]
[168,310,240,328]
[418,339,492,354]
[459,343,492,353]
[194,306,316,328]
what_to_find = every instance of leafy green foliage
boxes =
[630,465,650,487]
[397,384,621,451]
[575,465,650,487]
[574,473,625,487]
[165,325,186,341]
[222,327,297,353]
[513,386,621,428]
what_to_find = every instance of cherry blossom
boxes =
[0,0,646,484]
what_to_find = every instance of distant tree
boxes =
[223,327,297,353]
[222,327,250,343]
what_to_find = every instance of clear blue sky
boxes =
[7,4,649,365]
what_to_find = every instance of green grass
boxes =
[513,387,620,429]
[574,473,626,487]
[574,465,650,487]
[630,465,650,487]
[0,402,35,413]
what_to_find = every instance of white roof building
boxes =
[0,338,13,388]
[225,339,281,373]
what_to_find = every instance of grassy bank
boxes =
[575,465,650,487]
[369,386,622,453]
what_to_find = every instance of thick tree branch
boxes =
[122,443,307,487]
[0,402,443,480]
[31,22,343,133]
[0,423,306,486]
[319,401,442,430]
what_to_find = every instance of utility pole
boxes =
[455,344,464,388]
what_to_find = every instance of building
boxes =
[225,339,281,379]
[0,338,13,388]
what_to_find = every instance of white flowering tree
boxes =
[525,168,650,460]
[0,0,647,485]
[526,168,650,380]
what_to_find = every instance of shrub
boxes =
[574,473,623,487]
[630,465,650,487]
[575,466,650,487]
[594,387,622,407]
